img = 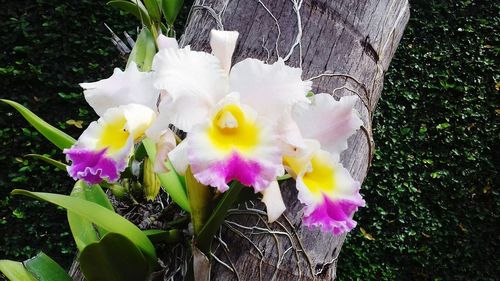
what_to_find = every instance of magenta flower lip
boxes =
[303,195,365,235]
[64,147,126,184]
[191,152,272,192]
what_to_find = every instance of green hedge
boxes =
[339,0,499,280]
[0,0,497,279]
[0,0,138,268]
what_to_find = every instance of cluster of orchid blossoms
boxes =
[64,30,365,235]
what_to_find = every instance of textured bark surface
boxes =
[180,1,409,280]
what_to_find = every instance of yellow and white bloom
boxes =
[281,93,365,234]
[149,30,311,221]
[186,94,283,192]
[64,104,155,184]
[66,59,163,184]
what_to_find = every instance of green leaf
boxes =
[161,0,184,25]
[1,99,76,149]
[108,0,152,27]
[143,0,161,21]
[143,229,182,244]
[0,260,37,281]
[142,138,190,212]
[79,233,149,281]
[196,181,245,254]
[24,252,72,281]
[67,181,115,251]
[436,122,451,130]
[186,167,212,235]
[24,154,67,171]
[127,27,157,71]
[11,189,156,264]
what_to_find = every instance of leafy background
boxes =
[0,0,498,280]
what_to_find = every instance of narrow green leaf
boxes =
[127,27,157,71]
[196,182,245,254]
[79,233,149,281]
[143,0,161,21]
[1,99,76,149]
[186,167,212,235]
[161,0,184,25]
[142,138,190,212]
[143,229,181,244]
[11,189,156,263]
[68,181,115,251]
[0,260,37,281]
[108,0,152,27]
[25,154,67,171]
[24,252,72,281]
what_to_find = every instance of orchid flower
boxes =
[149,30,311,221]
[64,104,155,184]
[65,61,161,184]
[281,93,365,234]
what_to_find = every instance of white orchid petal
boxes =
[157,34,179,50]
[122,104,156,140]
[168,140,189,175]
[210,30,239,75]
[153,47,227,131]
[261,181,286,223]
[80,62,158,116]
[292,94,363,155]
[283,139,320,177]
[153,47,226,102]
[229,58,312,121]
[151,93,212,133]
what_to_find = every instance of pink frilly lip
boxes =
[303,193,366,235]
[64,147,127,184]
[190,152,277,192]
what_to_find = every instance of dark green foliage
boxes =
[0,0,497,279]
[338,0,499,280]
[0,0,135,268]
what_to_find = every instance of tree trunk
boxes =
[180,1,409,280]
[69,1,409,280]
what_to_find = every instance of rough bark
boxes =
[180,1,409,280]
[69,1,409,280]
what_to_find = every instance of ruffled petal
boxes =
[210,30,239,75]
[302,196,362,235]
[187,96,283,192]
[295,149,365,235]
[80,62,159,116]
[152,46,227,131]
[229,58,312,121]
[261,181,286,223]
[64,148,127,184]
[292,94,363,155]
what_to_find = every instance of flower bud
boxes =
[143,157,161,201]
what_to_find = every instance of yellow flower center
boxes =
[207,104,259,153]
[97,116,130,153]
[302,153,336,196]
